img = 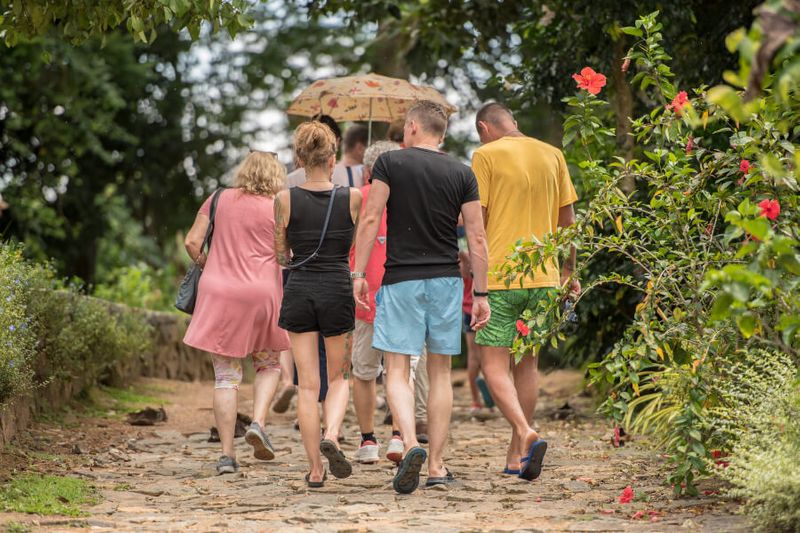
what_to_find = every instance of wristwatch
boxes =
[350,271,366,279]
[473,290,489,297]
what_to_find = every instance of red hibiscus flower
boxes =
[572,67,607,95]
[740,159,750,173]
[516,320,530,336]
[758,199,780,221]
[685,136,694,154]
[365,80,381,88]
[327,97,339,109]
[668,91,690,116]
[619,486,634,504]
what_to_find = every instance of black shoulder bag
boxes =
[286,186,339,270]
[175,188,224,314]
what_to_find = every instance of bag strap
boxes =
[287,186,339,270]
[345,166,354,187]
[202,188,225,252]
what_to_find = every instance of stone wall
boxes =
[0,307,213,446]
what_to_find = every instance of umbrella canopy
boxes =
[287,73,457,122]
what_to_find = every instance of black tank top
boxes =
[287,186,354,273]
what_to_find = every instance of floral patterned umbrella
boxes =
[287,73,457,124]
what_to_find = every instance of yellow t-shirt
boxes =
[472,136,578,290]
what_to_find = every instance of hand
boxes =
[561,271,581,296]
[353,278,370,311]
[470,297,491,330]
[195,253,207,269]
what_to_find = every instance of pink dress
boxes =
[183,189,290,357]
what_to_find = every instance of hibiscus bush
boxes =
[500,7,800,507]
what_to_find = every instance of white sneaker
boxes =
[386,436,404,464]
[354,439,380,464]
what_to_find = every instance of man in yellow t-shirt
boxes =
[471,102,580,482]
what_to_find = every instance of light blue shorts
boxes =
[373,277,463,357]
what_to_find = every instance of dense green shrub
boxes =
[500,7,799,502]
[94,263,177,312]
[0,245,37,404]
[717,366,800,533]
[0,242,153,406]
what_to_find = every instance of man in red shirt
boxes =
[350,141,401,464]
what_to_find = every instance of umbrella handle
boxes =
[368,98,373,145]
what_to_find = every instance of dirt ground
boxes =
[1,370,749,532]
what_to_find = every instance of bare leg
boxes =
[321,333,351,444]
[413,351,429,425]
[353,377,377,434]
[214,389,238,458]
[465,332,482,406]
[385,353,417,452]
[513,352,539,424]
[426,353,453,478]
[290,332,324,482]
[481,346,539,469]
[252,351,282,427]
[279,350,295,389]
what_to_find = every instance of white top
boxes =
[286,163,365,189]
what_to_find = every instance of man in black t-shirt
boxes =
[352,101,491,494]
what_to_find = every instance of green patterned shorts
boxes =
[475,288,558,348]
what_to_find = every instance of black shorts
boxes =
[279,270,355,337]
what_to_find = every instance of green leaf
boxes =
[710,293,733,321]
[621,27,643,37]
[736,314,757,338]
[741,218,770,241]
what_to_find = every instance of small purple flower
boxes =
[8,325,15,332]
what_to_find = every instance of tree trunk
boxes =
[611,36,635,193]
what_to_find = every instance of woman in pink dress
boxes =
[183,151,291,475]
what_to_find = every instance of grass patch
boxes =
[112,483,132,492]
[4,522,31,533]
[0,475,98,516]
[98,385,164,408]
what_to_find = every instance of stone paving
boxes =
[1,371,749,532]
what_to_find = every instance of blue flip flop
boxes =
[502,466,521,475]
[519,439,548,481]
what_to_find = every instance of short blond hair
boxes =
[233,151,285,197]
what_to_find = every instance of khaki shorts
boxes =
[352,319,383,380]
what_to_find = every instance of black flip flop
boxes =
[393,446,427,494]
[519,439,548,481]
[425,468,455,488]
[305,471,327,488]
[320,438,353,479]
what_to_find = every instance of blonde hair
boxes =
[293,121,337,170]
[233,151,286,196]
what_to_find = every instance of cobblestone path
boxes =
[1,371,748,532]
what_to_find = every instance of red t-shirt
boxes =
[349,183,387,323]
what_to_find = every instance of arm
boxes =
[274,190,291,267]
[349,187,363,251]
[558,203,580,295]
[352,180,389,311]
[461,200,491,329]
[184,213,210,268]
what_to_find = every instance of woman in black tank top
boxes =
[274,121,362,488]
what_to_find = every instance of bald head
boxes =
[475,102,518,144]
